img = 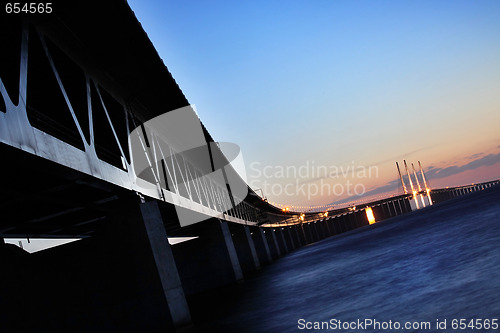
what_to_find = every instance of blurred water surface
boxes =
[193,187,500,332]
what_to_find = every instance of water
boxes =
[190,187,500,332]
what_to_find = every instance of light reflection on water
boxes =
[203,188,500,332]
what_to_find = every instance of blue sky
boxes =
[127,0,500,208]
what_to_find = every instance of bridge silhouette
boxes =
[1,2,499,331]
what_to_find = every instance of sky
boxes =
[127,0,500,209]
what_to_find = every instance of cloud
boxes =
[467,152,483,160]
[425,152,500,180]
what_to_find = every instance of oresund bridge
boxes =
[1,2,498,331]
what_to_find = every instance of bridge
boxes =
[1,2,499,331]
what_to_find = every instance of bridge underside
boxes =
[0,143,125,238]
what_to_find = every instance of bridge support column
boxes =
[263,228,280,259]
[346,213,356,230]
[333,218,340,234]
[387,202,395,217]
[403,198,412,212]
[226,223,259,275]
[397,199,404,215]
[271,228,282,256]
[317,222,327,239]
[314,222,321,240]
[327,218,337,236]
[257,228,272,264]
[139,201,192,328]
[382,203,390,218]
[392,201,398,216]
[286,227,296,250]
[220,221,244,281]
[336,216,345,233]
[277,228,289,253]
[316,221,328,240]
[170,218,244,296]
[324,219,333,237]
[344,214,351,231]
[308,223,316,241]
[334,216,344,234]
[295,224,306,246]
[325,220,333,236]
[303,223,314,243]
[245,226,261,270]
[355,210,369,227]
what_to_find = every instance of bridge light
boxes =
[365,207,376,224]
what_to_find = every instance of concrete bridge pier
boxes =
[301,223,313,244]
[342,214,351,231]
[348,212,359,230]
[316,222,325,240]
[391,200,399,217]
[396,199,405,215]
[327,217,339,236]
[323,219,333,236]
[138,201,192,328]
[263,228,281,259]
[285,226,297,250]
[296,223,308,246]
[245,226,261,268]
[295,224,305,245]
[311,222,321,241]
[283,227,293,250]
[289,225,300,247]
[319,220,331,238]
[382,203,391,218]
[253,228,273,265]
[276,228,289,254]
[227,223,261,275]
[322,220,332,238]
[372,205,385,222]
[169,219,244,297]
[403,197,412,213]
[345,213,354,229]
[302,223,313,242]
[271,228,284,256]
[389,201,397,217]
[317,221,327,239]
[355,209,369,227]
[338,215,348,233]
[332,216,343,234]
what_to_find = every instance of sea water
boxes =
[192,186,500,332]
